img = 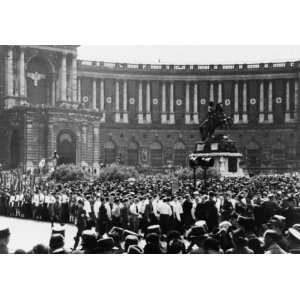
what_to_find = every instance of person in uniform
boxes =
[129,198,140,233]
[73,200,87,250]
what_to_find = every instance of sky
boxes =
[78,45,300,65]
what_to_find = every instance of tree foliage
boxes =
[50,164,88,182]
[99,163,139,181]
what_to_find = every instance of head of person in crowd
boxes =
[263,229,286,254]
[248,238,264,254]
[167,239,186,254]
[96,237,117,254]
[80,230,97,254]
[203,237,222,254]
[14,249,26,254]
[287,225,300,253]
[49,234,67,254]
[124,234,139,252]
[144,233,163,254]
[127,245,143,254]
[31,244,50,254]
[0,226,10,254]
[226,229,253,254]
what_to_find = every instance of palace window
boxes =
[173,142,187,166]
[104,141,116,164]
[128,142,139,166]
[246,141,261,166]
[272,142,286,161]
[150,142,163,167]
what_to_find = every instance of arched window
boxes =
[173,142,187,166]
[246,141,260,166]
[104,141,116,164]
[150,142,163,167]
[128,142,139,166]
[272,142,285,161]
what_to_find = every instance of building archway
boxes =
[150,141,163,167]
[26,56,53,106]
[128,141,139,166]
[104,140,117,164]
[10,129,21,169]
[173,141,187,166]
[57,130,76,165]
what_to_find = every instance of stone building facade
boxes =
[0,45,299,174]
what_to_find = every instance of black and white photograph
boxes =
[1,44,300,255]
[1,1,300,299]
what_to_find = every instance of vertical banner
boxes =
[151,81,161,125]
[273,79,285,124]
[174,81,185,125]
[248,80,259,124]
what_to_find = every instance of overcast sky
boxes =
[78,45,300,65]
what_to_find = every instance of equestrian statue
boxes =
[199,101,233,141]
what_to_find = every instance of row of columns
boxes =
[80,78,299,125]
[60,52,77,102]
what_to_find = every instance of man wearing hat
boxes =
[0,227,10,254]
[287,224,300,253]
[73,200,88,250]
[263,229,287,254]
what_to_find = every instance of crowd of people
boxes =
[1,174,300,254]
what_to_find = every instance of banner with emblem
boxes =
[103,79,114,122]
[174,82,184,125]
[198,82,209,122]
[223,81,234,117]
[151,81,161,124]
[273,79,285,124]
[127,80,138,124]
[248,80,259,124]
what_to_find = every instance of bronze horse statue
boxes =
[199,103,233,141]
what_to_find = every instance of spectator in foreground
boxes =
[0,227,10,254]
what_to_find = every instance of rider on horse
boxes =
[199,102,232,141]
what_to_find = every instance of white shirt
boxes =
[61,194,69,204]
[104,202,112,220]
[44,195,51,204]
[152,199,162,218]
[9,195,15,205]
[158,202,172,216]
[171,201,183,221]
[112,203,121,218]
[93,200,101,218]
[49,195,56,204]
[39,193,45,204]
[129,203,139,216]
[32,194,39,206]
[83,199,91,215]
[139,199,149,214]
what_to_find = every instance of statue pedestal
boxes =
[189,152,244,177]
[190,134,245,178]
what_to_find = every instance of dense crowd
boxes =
[1,174,300,254]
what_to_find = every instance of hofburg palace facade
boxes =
[0,45,299,174]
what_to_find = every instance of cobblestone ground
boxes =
[0,216,77,252]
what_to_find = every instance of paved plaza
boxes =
[0,216,77,252]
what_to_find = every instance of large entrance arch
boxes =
[57,131,76,165]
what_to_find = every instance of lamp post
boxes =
[189,155,214,192]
